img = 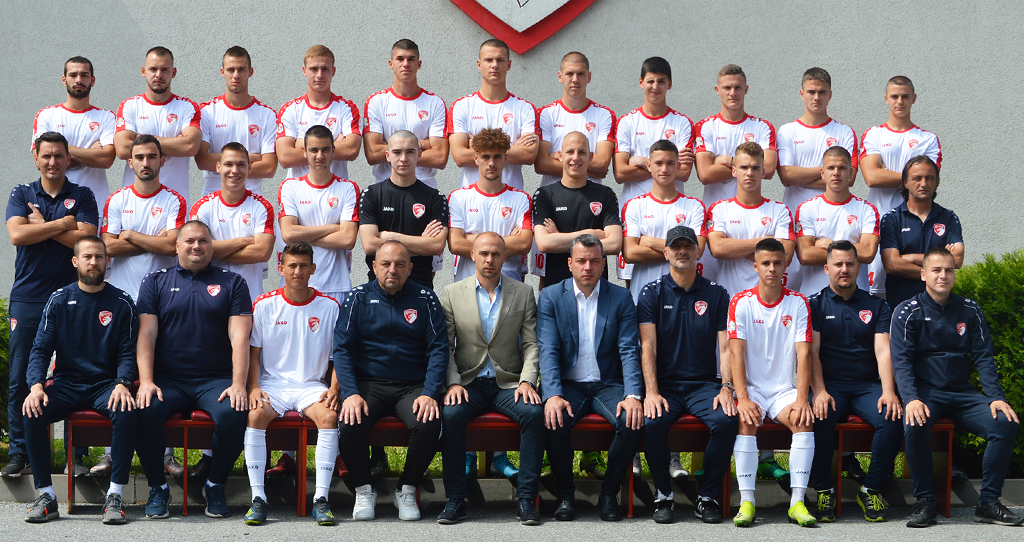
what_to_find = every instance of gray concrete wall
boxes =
[1,0,1021,296]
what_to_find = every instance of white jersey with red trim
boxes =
[615,107,695,202]
[115,94,201,201]
[728,286,811,396]
[693,113,777,205]
[278,175,360,294]
[794,194,880,295]
[448,92,537,190]
[537,99,616,187]
[448,183,533,281]
[622,192,707,302]
[198,95,278,196]
[251,288,340,386]
[276,93,360,180]
[777,118,859,213]
[708,197,794,296]
[189,191,275,301]
[100,185,186,301]
[32,104,116,203]
[363,87,448,187]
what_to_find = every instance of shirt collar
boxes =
[825,285,864,302]
[664,272,704,293]
[174,263,214,278]
[32,178,72,199]
[573,279,600,301]
[475,276,502,294]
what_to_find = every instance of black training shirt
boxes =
[532,180,620,285]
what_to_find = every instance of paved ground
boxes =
[1,500,1020,541]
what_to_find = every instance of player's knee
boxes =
[316,409,338,429]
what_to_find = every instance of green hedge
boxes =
[951,250,1024,477]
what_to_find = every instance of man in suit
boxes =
[437,232,543,525]
[539,233,644,522]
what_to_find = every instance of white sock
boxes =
[789,432,814,507]
[160,483,169,490]
[107,482,124,497]
[244,428,267,501]
[758,449,774,462]
[860,485,870,494]
[39,486,56,500]
[104,447,112,455]
[315,429,339,501]
[734,435,758,506]
[202,449,213,457]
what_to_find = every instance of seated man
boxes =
[243,241,341,526]
[335,240,447,522]
[892,247,1021,528]
[538,234,643,522]
[22,236,137,524]
[729,238,816,527]
[438,232,543,525]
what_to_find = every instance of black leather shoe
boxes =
[695,496,723,523]
[516,498,541,525]
[553,495,575,521]
[906,498,937,528]
[652,499,674,524]
[599,493,622,522]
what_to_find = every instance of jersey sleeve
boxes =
[199,104,214,144]
[795,295,812,343]
[842,126,859,169]
[598,108,616,143]
[362,94,382,135]
[259,109,277,154]
[809,295,822,332]
[859,127,879,161]
[341,181,360,223]
[518,192,533,230]
[879,211,899,251]
[693,118,711,154]
[447,190,466,230]
[183,100,201,130]
[31,109,52,147]
[714,287,729,332]
[340,99,360,137]
[946,211,964,245]
[429,96,448,138]
[727,294,745,340]
[601,188,621,228]
[135,273,159,315]
[923,134,942,168]
[777,124,795,166]
[76,188,99,227]
[430,189,449,225]
[358,187,378,226]
[862,200,880,237]
[167,190,187,230]
[689,200,708,237]
[521,100,538,136]
[5,186,27,222]
[101,192,121,235]
[249,299,265,348]
[230,273,254,316]
[635,283,658,325]
[622,197,641,238]
[708,201,725,233]
[758,118,778,151]
[447,98,465,136]
[537,106,553,142]
[255,196,275,235]
[532,188,552,223]
[889,300,920,402]
[795,201,811,238]
[775,204,795,240]
[277,103,297,139]
[615,113,633,155]
[115,99,134,134]
[875,299,892,335]
[189,199,206,222]
[278,180,298,218]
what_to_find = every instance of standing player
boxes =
[860,76,941,296]
[277,45,361,181]
[364,39,449,188]
[694,64,777,207]
[729,239,816,527]
[448,127,533,282]
[794,147,879,296]
[449,39,538,191]
[114,47,201,205]
[32,56,116,204]
[243,241,341,526]
[196,46,278,196]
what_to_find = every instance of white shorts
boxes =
[616,254,633,281]
[260,379,329,418]
[529,239,546,277]
[432,254,443,273]
[747,386,798,422]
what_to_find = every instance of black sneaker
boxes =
[311,496,335,526]
[516,498,541,525]
[858,488,888,522]
[816,489,836,522]
[102,493,127,525]
[951,465,969,484]
[188,455,213,481]
[369,451,387,479]
[974,500,1024,526]
[906,498,937,528]
[25,493,59,523]
[204,483,229,518]
[2,453,31,478]
[436,498,466,524]
[145,486,171,519]
[652,499,674,524]
[694,496,722,523]
[843,454,867,486]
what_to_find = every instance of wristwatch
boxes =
[721,382,735,392]
[625,394,641,401]
[116,378,133,390]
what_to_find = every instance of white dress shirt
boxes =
[566,280,602,382]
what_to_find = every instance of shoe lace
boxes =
[444,499,461,512]
[818,491,833,509]
[911,499,928,515]
[355,491,374,507]
[867,493,885,510]
[207,484,226,503]
[149,487,167,506]
[397,491,416,507]
[519,498,536,512]
[314,499,330,513]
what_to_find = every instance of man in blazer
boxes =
[438,232,543,525]
[539,233,644,522]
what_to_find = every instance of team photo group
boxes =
[4,36,1020,531]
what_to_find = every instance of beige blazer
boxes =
[439,275,539,389]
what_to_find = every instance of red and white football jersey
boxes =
[115,94,201,202]
[198,95,278,196]
[693,113,777,205]
[708,197,794,296]
[777,118,858,213]
[278,175,360,294]
[32,104,116,203]
[615,107,695,202]
[189,191,275,301]
[363,87,448,187]
[728,286,811,396]
[537,99,616,187]
[448,183,533,281]
[448,92,537,190]
[277,93,360,180]
[794,194,880,295]
[622,192,707,302]
[251,288,340,386]
[101,185,187,300]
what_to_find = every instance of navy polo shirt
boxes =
[6,178,98,302]
[636,273,729,383]
[808,286,891,383]
[136,264,252,379]
[879,201,963,306]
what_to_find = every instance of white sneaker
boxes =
[352,484,377,520]
[394,485,420,521]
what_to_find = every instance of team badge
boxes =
[412,203,425,218]
[328,197,339,208]
[826,137,838,147]
[502,113,514,125]
[450,0,596,54]
[242,213,252,226]
[10,318,17,330]
[64,199,76,209]
[908,139,919,149]
[781,315,793,329]
[760,216,771,227]
[89,121,100,132]
[694,136,704,148]
[501,206,512,219]
[308,317,321,332]
[166,113,177,125]
[589,202,602,215]
[248,124,259,138]
[152,206,163,218]
[794,221,802,234]
[404,308,418,324]
[326,117,337,128]
[743,133,755,142]
[276,122,285,135]
[847,215,858,226]
[859,310,873,324]
[101,217,107,228]
[664,128,676,140]
[727,320,736,332]
[694,301,707,316]
[208,285,221,297]
[418,110,429,121]
[957,322,966,335]
[116,117,125,128]
[675,213,685,224]
[706,218,713,231]
[585,122,596,133]
[933,223,946,236]
[98,310,113,327]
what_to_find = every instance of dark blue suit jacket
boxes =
[537,277,642,401]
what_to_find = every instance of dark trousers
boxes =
[440,377,544,500]
[644,381,738,500]
[811,380,904,491]
[905,387,1018,503]
[25,380,136,489]
[136,375,246,487]
[547,381,642,497]
[7,301,45,455]
[338,379,442,489]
